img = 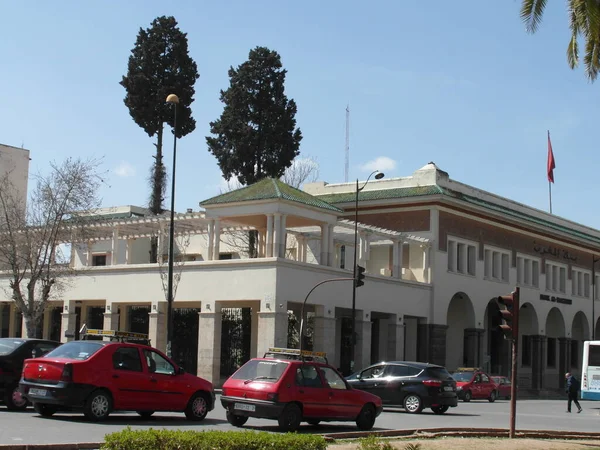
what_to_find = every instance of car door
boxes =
[319,366,360,419]
[479,373,494,397]
[471,373,483,398]
[383,364,411,405]
[352,365,386,396]
[294,363,327,418]
[142,349,184,410]
[110,346,151,410]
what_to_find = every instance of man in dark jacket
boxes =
[565,372,582,413]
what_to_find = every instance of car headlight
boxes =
[456,386,462,390]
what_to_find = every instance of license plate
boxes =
[443,386,453,391]
[29,388,47,397]
[234,402,255,412]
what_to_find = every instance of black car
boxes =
[346,361,458,414]
[0,338,61,410]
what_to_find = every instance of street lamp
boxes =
[350,170,384,374]
[165,93,179,358]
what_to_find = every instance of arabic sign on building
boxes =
[539,294,572,305]
[533,241,578,263]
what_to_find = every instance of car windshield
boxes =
[0,339,25,355]
[231,359,288,383]
[452,372,474,382]
[44,341,103,361]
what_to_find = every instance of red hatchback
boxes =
[451,368,498,402]
[221,354,383,432]
[19,339,215,421]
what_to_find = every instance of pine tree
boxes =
[120,16,199,261]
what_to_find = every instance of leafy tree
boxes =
[120,16,199,261]
[521,0,600,80]
[0,158,104,337]
[207,46,302,186]
[207,46,302,257]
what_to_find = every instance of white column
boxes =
[302,238,308,263]
[327,224,335,267]
[257,229,264,257]
[157,225,164,264]
[86,243,92,266]
[266,214,274,258]
[125,239,132,264]
[320,224,328,265]
[273,214,282,258]
[207,220,215,261]
[423,245,430,283]
[212,219,221,260]
[111,228,119,265]
[296,235,303,262]
[393,240,404,279]
[280,214,287,259]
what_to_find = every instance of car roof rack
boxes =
[455,367,481,372]
[264,347,328,364]
[79,324,151,345]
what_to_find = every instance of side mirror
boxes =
[178,367,185,375]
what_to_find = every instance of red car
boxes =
[221,349,383,432]
[451,368,498,402]
[19,332,215,421]
[491,375,512,400]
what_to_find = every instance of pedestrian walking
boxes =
[565,372,582,413]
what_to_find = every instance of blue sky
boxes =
[1,1,598,227]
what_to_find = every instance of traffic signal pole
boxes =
[498,286,519,438]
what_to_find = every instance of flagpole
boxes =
[549,180,552,214]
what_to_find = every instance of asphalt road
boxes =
[0,397,599,446]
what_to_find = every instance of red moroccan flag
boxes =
[547,131,556,183]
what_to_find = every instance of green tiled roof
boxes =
[200,178,343,213]
[315,185,444,204]
[441,188,600,245]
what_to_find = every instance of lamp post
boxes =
[593,256,600,340]
[350,170,384,374]
[165,93,179,358]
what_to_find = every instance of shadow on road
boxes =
[243,423,391,434]
[382,408,479,417]
[31,413,228,426]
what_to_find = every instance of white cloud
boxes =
[113,161,136,177]
[360,156,397,173]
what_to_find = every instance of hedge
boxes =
[101,428,328,450]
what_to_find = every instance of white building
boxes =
[0,143,30,207]
[1,163,597,394]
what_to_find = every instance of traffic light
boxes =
[497,287,520,340]
[355,265,366,288]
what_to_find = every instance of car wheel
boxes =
[463,391,472,402]
[33,403,58,417]
[185,392,209,421]
[278,403,302,432]
[5,386,28,411]
[136,411,154,419]
[488,391,497,403]
[84,389,112,421]
[356,404,376,430]
[403,394,423,414]
[307,419,321,426]
[226,410,248,427]
[431,405,449,414]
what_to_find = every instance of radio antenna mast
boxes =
[345,105,350,183]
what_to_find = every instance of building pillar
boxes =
[327,224,335,267]
[111,228,119,265]
[463,328,485,367]
[273,214,282,258]
[212,219,221,260]
[423,244,431,283]
[531,335,547,390]
[392,240,404,279]
[86,243,92,267]
[389,316,405,361]
[42,309,51,340]
[207,220,215,261]
[417,323,448,367]
[257,309,288,358]
[103,305,120,337]
[476,328,485,369]
[356,313,372,371]
[280,215,287,259]
[157,224,165,264]
[266,215,274,258]
[296,235,303,262]
[313,306,337,367]
[148,302,167,352]
[559,337,571,390]
[257,228,265,258]
[125,239,132,264]
[198,308,221,383]
[60,301,78,343]
[320,223,328,265]
[358,232,367,267]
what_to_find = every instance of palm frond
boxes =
[521,0,548,33]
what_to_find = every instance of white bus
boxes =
[581,340,600,400]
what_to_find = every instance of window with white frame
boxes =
[572,268,591,298]
[516,255,540,288]
[546,262,567,294]
[484,248,510,282]
[447,238,476,276]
